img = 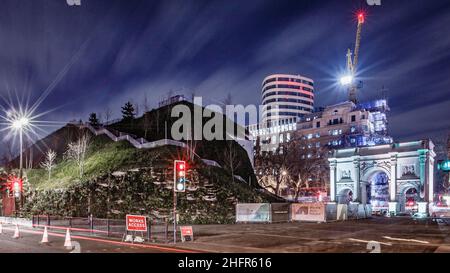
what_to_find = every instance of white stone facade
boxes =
[328,140,435,213]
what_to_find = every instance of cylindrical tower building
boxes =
[261,74,314,123]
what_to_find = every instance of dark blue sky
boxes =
[0,0,449,149]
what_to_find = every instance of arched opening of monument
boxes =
[404,187,419,212]
[366,172,389,212]
[337,188,353,204]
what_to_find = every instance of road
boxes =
[1,216,450,253]
[178,216,450,253]
[0,224,196,253]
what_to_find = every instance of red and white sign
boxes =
[126,215,147,232]
[180,226,194,242]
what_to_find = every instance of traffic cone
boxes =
[40,226,49,244]
[12,224,20,239]
[64,228,72,249]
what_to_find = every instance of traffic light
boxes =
[174,160,186,192]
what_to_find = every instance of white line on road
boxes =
[382,236,429,244]
[348,238,392,246]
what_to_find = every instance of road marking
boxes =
[382,236,429,244]
[348,238,392,246]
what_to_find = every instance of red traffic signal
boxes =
[174,160,187,192]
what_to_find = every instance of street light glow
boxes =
[340,74,353,86]
[12,117,30,129]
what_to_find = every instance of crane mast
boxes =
[347,13,364,103]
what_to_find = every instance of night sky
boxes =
[0,0,449,152]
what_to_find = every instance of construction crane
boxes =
[342,12,365,104]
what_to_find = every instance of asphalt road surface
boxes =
[179,216,450,253]
[1,216,450,253]
[0,224,196,253]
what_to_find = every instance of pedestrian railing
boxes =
[31,215,174,243]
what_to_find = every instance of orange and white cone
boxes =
[12,224,20,239]
[40,226,49,244]
[64,228,72,249]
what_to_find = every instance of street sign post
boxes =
[180,226,194,242]
[126,215,147,232]
[124,215,147,244]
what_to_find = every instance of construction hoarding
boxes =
[236,203,271,223]
[271,203,290,223]
[290,203,326,222]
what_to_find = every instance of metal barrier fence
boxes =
[32,215,173,243]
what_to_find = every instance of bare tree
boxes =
[187,128,198,162]
[65,132,91,178]
[135,103,140,117]
[254,136,328,199]
[223,141,242,183]
[142,94,150,113]
[40,149,57,180]
[254,145,289,196]
[104,106,112,125]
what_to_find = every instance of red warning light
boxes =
[358,13,365,24]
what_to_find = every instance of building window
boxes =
[362,114,366,119]
[351,115,356,122]
[316,142,320,148]
[315,133,320,138]
[316,121,320,128]
[307,133,313,139]
[350,126,356,133]
[279,134,284,143]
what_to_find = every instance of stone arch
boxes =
[398,183,420,212]
[361,166,391,183]
[337,187,353,204]
[362,167,391,211]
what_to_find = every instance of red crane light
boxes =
[358,13,365,24]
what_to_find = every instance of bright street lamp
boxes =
[12,117,29,130]
[340,74,353,86]
[10,115,30,179]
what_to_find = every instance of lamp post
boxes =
[12,116,29,179]
[11,116,29,212]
